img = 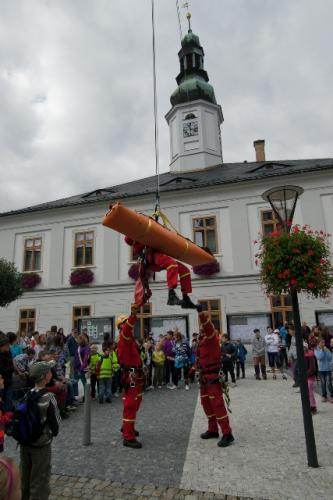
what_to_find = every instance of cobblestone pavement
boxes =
[6,383,199,486]
[180,374,333,500]
[49,474,256,499]
[4,371,333,499]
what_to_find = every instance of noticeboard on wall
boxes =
[150,315,189,341]
[227,313,272,342]
[316,311,333,334]
[79,317,114,344]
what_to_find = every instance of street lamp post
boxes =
[262,185,319,468]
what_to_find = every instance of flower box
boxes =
[70,268,94,286]
[22,272,41,289]
[193,260,220,276]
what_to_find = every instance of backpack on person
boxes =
[6,389,47,445]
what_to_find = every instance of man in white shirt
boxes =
[265,327,280,379]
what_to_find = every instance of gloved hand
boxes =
[131,304,141,315]
[196,304,203,313]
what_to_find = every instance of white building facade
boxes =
[0,28,333,341]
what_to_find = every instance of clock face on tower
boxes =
[183,120,199,138]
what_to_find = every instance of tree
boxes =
[0,258,23,307]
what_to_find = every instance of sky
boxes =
[0,0,332,212]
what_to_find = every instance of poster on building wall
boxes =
[80,317,114,343]
[150,316,188,341]
[316,312,333,334]
[228,314,271,342]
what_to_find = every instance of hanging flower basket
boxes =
[193,260,220,276]
[128,264,140,280]
[22,272,41,289]
[255,225,333,298]
[70,268,94,286]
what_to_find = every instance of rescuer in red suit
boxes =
[125,236,197,309]
[194,306,234,447]
[117,304,144,449]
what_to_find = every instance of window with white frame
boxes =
[192,216,218,254]
[74,231,94,267]
[23,238,42,272]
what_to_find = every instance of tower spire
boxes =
[183,2,192,31]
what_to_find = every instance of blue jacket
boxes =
[236,344,247,362]
[314,348,332,372]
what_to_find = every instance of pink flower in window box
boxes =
[70,268,94,286]
[193,260,220,276]
[22,273,41,289]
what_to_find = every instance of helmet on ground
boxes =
[116,314,128,329]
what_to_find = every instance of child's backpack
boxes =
[6,389,47,445]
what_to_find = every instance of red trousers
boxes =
[122,382,143,441]
[200,383,231,435]
[153,253,192,294]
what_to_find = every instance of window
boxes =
[132,303,152,340]
[73,305,91,331]
[19,309,36,334]
[193,216,218,254]
[261,209,278,236]
[198,299,222,332]
[270,295,293,329]
[23,238,42,272]
[74,231,94,267]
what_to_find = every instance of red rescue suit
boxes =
[125,237,192,294]
[196,312,232,436]
[117,314,144,441]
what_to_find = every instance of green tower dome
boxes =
[170,29,217,106]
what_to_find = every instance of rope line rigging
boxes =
[151,0,160,217]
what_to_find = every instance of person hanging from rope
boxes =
[116,304,144,449]
[125,236,198,310]
[192,305,235,448]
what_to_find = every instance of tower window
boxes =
[184,113,197,120]
[186,54,193,69]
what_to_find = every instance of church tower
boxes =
[165,18,223,173]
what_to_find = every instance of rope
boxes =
[176,0,183,42]
[151,0,160,217]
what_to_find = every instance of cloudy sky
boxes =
[0,0,332,212]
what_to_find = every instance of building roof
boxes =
[1,158,332,218]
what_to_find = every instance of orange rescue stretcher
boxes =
[102,202,215,267]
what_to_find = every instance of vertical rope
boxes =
[151,0,160,213]
[176,0,183,42]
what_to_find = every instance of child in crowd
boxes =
[0,374,13,453]
[110,343,121,397]
[7,332,23,359]
[96,346,113,404]
[0,332,14,412]
[88,344,100,400]
[152,342,165,388]
[304,342,318,414]
[20,362,61,500]
[235,338,247,379]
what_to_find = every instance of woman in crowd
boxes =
[173,331,191,390]
[74,334,91,396]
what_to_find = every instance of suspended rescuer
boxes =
[125,237,198,309]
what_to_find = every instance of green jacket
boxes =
[111,350,119,371]
[89,353,101,374]
[97,355,113,379]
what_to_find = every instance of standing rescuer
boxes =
[193,307,234,447]
[116,304,144,449]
